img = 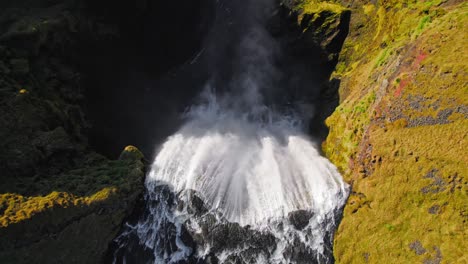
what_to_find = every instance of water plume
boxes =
[147,92,347,227]
[112,0,349,262]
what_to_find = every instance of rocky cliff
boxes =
[291,0,466,263]
[0,1,146,263]
[0,0,466,263]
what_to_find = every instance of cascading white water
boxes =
[111,0,350,263]
[120,88,350,263]
[147,93,348,227]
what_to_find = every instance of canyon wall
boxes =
[0,0,466,263]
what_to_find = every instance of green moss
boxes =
[0,188,118,227]
[335,120,467,263]
[374,47,392,67]
[324,90,377,174]
[294,0,347,14]
[325,1,468,262]
[293,0,348,27]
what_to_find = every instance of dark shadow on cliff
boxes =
[79,0,350,159]
[78,0,216,158]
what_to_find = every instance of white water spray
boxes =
[112,0,350,262]
[147,93,348,227]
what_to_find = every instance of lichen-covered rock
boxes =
[119,145,144,161]
[284,0,351,69]
[294,0,468,263]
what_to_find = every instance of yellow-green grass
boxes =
[0,146,144,228]
[319,0,468,263]
[293,0,349,25]
[0,188,116,227]
[335,120,467,263]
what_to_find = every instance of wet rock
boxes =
[288,209,314,230]
[184,190,209,216]
[283,237,319,264]
[251,230,276,248]
[209,222,247,251]
[202,253,219,264]
[224,255,243,264]
[179,225,195,249]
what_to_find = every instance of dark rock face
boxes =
[0,149,146,264]
[267,3,350,140]
[80,0,215,157]
[0,0,350,262]
[110,185,339,264]
[288,209,314,230]
[0,1,152,263]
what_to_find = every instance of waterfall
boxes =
[111,0,349,263]
[147,95,347,227]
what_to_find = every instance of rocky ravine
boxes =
[0,0,351,262]
[0,0,466,263]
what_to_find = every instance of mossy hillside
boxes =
[335,121,467,263]
[0,147,145,264]
[313,0,468,263]
[293,0,348,21]
[324,0,467,176]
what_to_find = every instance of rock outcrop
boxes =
[111,186,336,264]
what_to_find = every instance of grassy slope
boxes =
[313,0,467,262]
[293,0,467,262]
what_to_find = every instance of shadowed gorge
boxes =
[0,0,351,262]
[1,0,465,263]
[80,0,349,158]
[108,0,350,263]
[80,0,216,157]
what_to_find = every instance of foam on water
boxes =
[147,95,348,227]
[112,93,350,262]
[111,0,350,262]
